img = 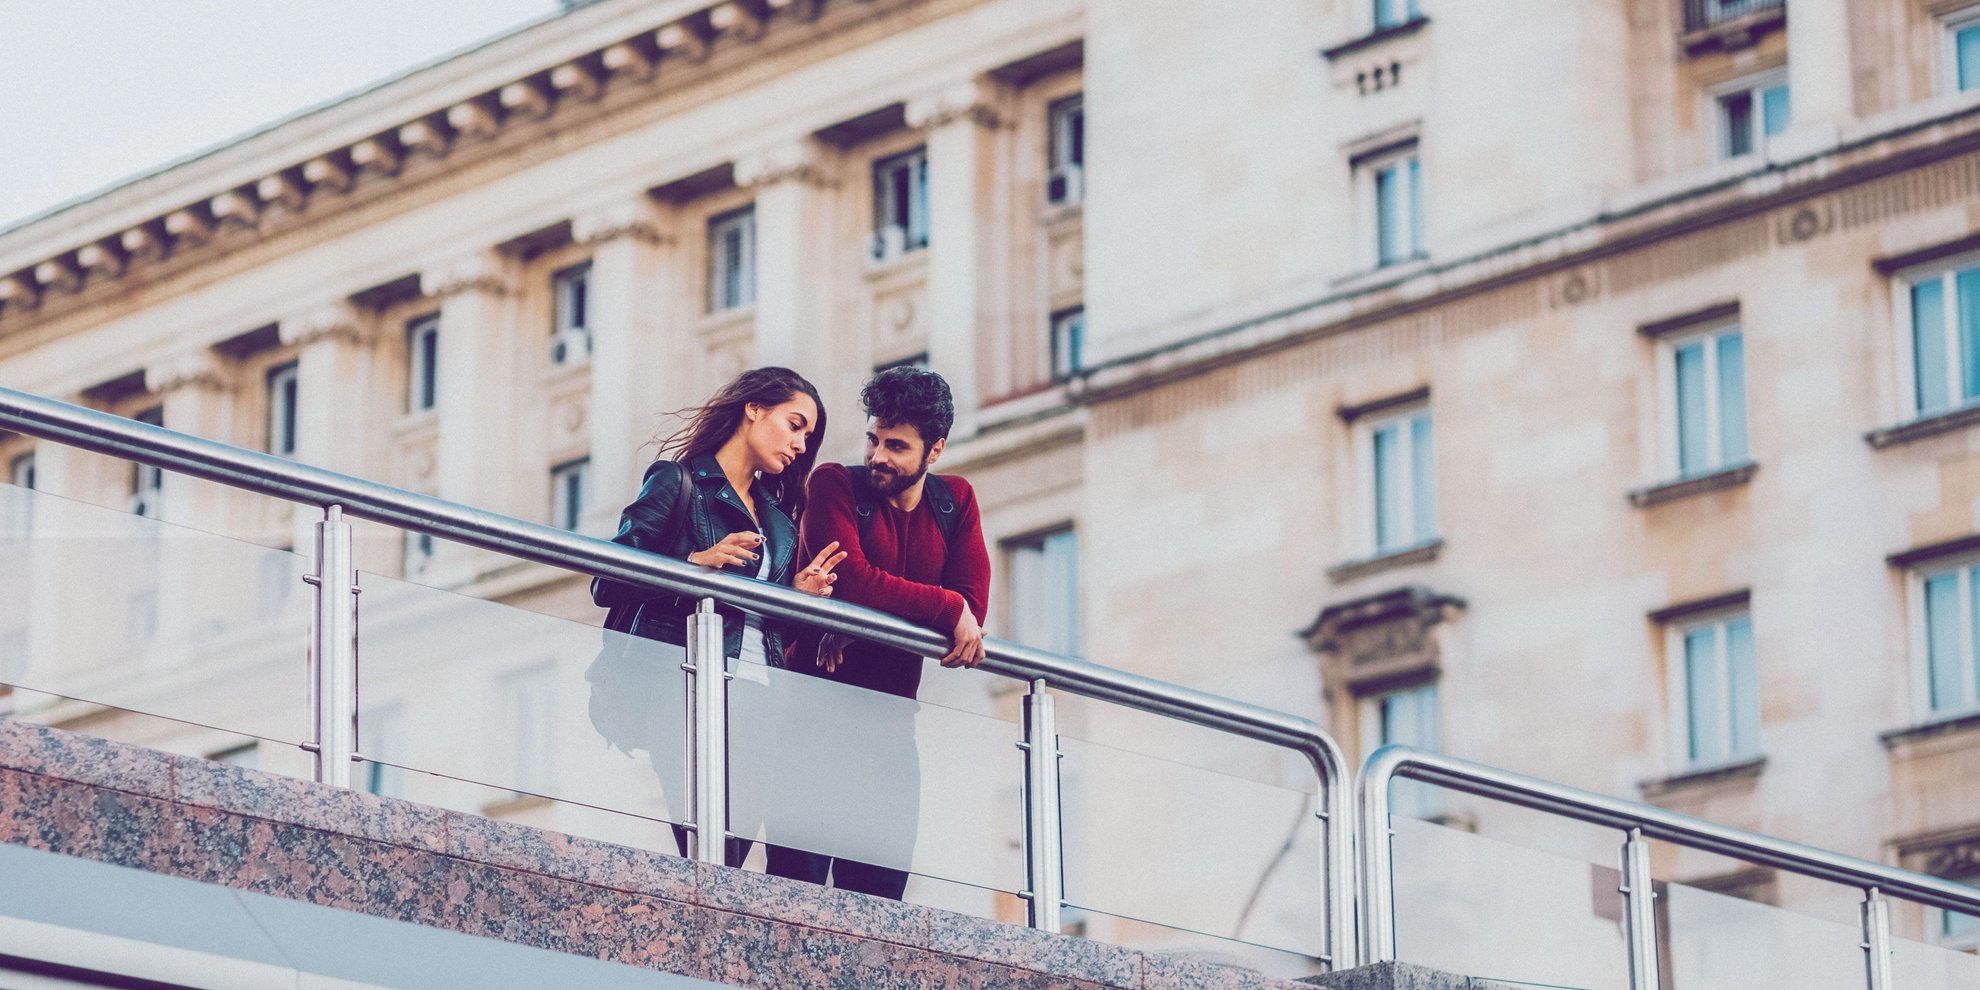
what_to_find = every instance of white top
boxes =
[736,547,770,670]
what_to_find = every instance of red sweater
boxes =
[801,462,990,635]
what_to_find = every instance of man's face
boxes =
[864,418,943,495]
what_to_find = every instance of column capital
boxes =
[279,301,371,349]
[572,200,671,247]
[144,349,232,396]
[905,79,1005,133]
[419,252,516,299]
[735,139,840,190]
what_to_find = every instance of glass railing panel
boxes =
[1661,878,1863,989]
[1069,906,1329,982]
[0,482,311,744]
[1057,734,1325,957]
[353,569,686,832]
[1891,901,1980,990]
[726,654,1026,896]
[1390,815,1630,989]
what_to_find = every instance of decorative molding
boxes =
[162,208,214,249]
[419,254,515,299]
[1881,709,1980,750]
[1627,461,1757,508]
[572,202,668,246]
[1336,385,1430,423]
[278,303,369,349]
[0,272,41,312]
[1637,300,1740,339]
[32,257,80,294]
[144,351,231,395]
[709,2,765,41]
[1646,588,1751,626]
[446,100,501,140]
[735,140,840,189]
[75,241,126,280]
[499,79,554,120]
[656,22,709,61]
[905,80,1004,132]
[302,155,354,194]
[349,136,404,177]
[1319,16,1429,62]
[209,189,261,229]
[1887,533,1980,570]
[1325,539,1443,584]
[1867,404,1980,450]
[1300,583,1464,694]
[1895,820,1980,880]
[119,224,168,265]
[600,41,657,81]
[1638,755,1766,800]
[397,117,453,158]
[256,172,307,213]
[549,61,605,101]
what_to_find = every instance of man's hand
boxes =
[940,608,986,668]
[687,532,762,569]
[816,633,850,673]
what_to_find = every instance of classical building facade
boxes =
[5,0,1980,968]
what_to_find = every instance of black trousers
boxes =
[764,845,910,900]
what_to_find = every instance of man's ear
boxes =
[925,437,946,467]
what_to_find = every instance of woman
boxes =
[589,366,845,863]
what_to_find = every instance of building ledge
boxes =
[1678,5,1785,57]
[1866,405,1980,450]
[1319,17,1429,62]
[1880,710,1980,749]
[1627,462,1757,508]
[1639,755,1766,801]
[1326,539,1443,585]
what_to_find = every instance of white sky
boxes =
[0,0,561,229]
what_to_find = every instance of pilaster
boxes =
[420,251,523,582]
[279,301,384,556]
[142,349,238,534]
[574,199,681,535]
[1779,0,1852,155]
[736,139,852,444]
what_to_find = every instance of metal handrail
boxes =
[0,384,1355,967]
[1359,745,1980,987]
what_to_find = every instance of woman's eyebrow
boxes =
[789,412,810,429]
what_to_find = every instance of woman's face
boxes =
[742,392,819,476]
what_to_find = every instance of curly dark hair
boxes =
[860,366,954,445]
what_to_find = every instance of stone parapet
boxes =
[0,718,1324,989]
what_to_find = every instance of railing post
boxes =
[1358,762,1398,965]
[684,598,729,865]
[1621,827,1661,990]
[1019,678,1065,932]
[1861,887,1893,990]
[307,505,357,787]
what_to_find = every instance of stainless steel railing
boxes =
[0,385,1356,967]
[1359,745,1980,990]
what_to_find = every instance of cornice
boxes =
[278,302,372,348]
[0,0,910,327]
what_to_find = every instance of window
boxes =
[1006,528,1079,656]
[1362,406,1436,555]
[551,458,589,532]
[266,362,299,457]
[1362,682,1439,817]
[1945,881,1980,949]
[1374,0,1419,30]
[507,663,556,795]
[1050,307,1085,381]
[1664,324,1749,478]
[708,207,757,312]
[1668,612,1759,769]
[403,530,435,579]
[551,263,591,365]
[1903,258,1980,418]
[8,452,32,490]
[1949,10,1980,93]
[406,315,439,413]
[1918,561,1980,718]
[1046,95,1085,206]
[1360,146,1423,268]
[130,407,164,518]
[1716,72,1790,160]
[871,148,929,262]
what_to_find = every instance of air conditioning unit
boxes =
[551,327,592,365]
[870,224,908,263]
[1046,163,1085,206]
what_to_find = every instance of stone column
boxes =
[142,349,238,534]
[279,302,386,558]
[907,80,1011,439]
[420,251,523,583]
[574,200,679,536]
[1782,0,1852,153]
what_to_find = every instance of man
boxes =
[764,366,990,899]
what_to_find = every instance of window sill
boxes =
[1331,255,1431,294]
[698,304,756,338]
[1866,404,1980,450]
[1628,461,1758,508]
[1039,201,1084,227]
[1320,16,1429,61]
[1639,755,1766,800]
[864,247,929,280]
[1326,538,1443,585]
[1678,5,1784,56]
[1880,709,1980,749]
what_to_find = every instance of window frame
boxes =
[1658,321,1750,480]
[1945,7,1980,95]
[266,361,300,458]
[130,406,164,517]
[1909,554,1980,721]
[1710,69,1790,161]
[405,313,440,414]
[1356,143,1424,270]
[550,262,592,367]
[1355,402,1437,556]
[1359,680,1440,818]
[1050,306,1085,382]
[1894,250,1980,421]
[1046,94,1085,207]
[9,451,34,490]
[707,205,758,313]
[1372,0,1421,32]
[1662,607,1761,772]
[550,457,590,533]
[871,147,930,262]
[1003,526,1081,657]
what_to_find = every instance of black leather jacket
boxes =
[591,454,802,664]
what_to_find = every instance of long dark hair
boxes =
[653,367,827,522]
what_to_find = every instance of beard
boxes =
[866,454,930,495]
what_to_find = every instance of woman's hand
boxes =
[688,532,762,569]
[794,541,847,597]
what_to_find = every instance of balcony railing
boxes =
[1683,0,1783,33]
